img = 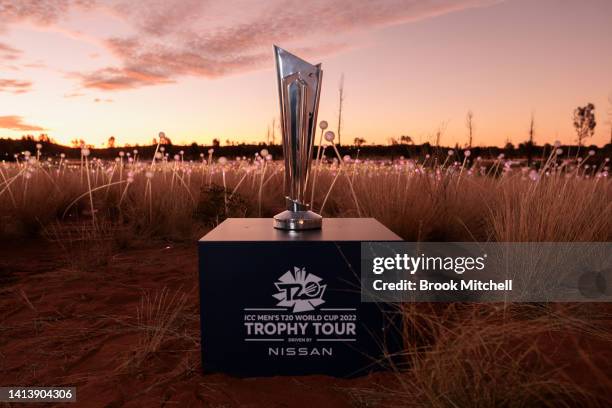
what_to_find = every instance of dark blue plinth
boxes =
[198,218,402,377]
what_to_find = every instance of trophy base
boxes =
[199,218,403,377]
[273,210,322,231]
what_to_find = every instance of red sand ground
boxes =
[1,240,611,407]
[0,241,395,407]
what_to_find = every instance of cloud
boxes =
[63,92,84,98]
[22,61,47,69]
[0,115,45,131]
[76,65,175,90]
[0,78,32,93]
[0,0,91,28]
[0,42,22,60]
[1,0,502,90]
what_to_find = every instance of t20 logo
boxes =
[273,267,326,312]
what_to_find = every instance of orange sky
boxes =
[1,0,611,148]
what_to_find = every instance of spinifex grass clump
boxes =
[117,287,190,372]
[0,147,609,242]
[42,220,119,274]
[196,183,250,227]
[373,303,611,407]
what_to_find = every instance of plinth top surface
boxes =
[200,218,401,242]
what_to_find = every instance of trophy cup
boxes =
[273,46,323,230]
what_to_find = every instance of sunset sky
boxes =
[1,0,611,148]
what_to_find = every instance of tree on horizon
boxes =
[573,103,596,155]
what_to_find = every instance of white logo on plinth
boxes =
[273,267,326,312]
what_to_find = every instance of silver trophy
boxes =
[273,46,323,230]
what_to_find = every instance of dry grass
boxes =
[118,287,190,372]
[382,303,612,407]
[1,148,609,242]
[487,175,610,241]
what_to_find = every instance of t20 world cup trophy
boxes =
[273,46,323,230]
[198,46,401,378]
